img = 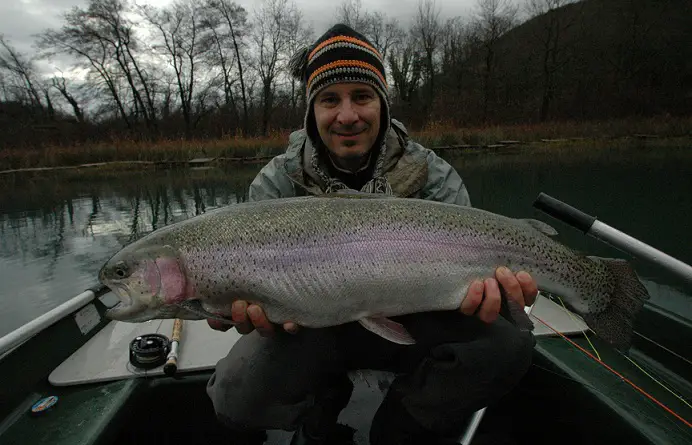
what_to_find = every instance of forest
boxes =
[1,0,690,152]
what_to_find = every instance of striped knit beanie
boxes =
[288,23,392,194]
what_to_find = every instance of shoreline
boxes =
[1,130,690,175]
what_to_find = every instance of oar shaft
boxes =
[533,193,692,285]
[589,220,692,284]
[458,408,486,445]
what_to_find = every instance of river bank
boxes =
[1,115,689,173]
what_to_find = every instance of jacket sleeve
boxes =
[419,149,472,207]
[247,155,297,202]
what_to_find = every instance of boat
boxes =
[0,194,690,445]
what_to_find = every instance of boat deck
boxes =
[47,294,587,387]
[1,295,690,445]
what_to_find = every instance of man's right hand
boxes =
[206,300,299,337]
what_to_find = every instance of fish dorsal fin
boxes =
[521,218,558,236]
[358,317,416,345]
[321,190,392,199]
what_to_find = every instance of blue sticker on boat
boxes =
[31,396,58,414]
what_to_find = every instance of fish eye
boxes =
[114,262,129,279]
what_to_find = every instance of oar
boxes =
[533,192,692,285]
[164,319,184,377]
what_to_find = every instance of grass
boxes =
[0,133,289,171]
[414,115,692,148]
[1,115,690,172]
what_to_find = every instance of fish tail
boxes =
[584,257,650,351]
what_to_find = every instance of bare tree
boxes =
[525,0,579,121]
[201,8,238,118]
[37,0,158,130]
[471,0,518,121]
[336,0,369,31]
[143,0,210,139]
[206,0,251,135]
[413,0,443,110]
[388,28,423,105]
[0,35,45,109]
[88,0,157,129]
[441,17,471,96]
[51,73,84,123]
[251,0,294,136]
[283,8,313,117]
[363,12,401,62]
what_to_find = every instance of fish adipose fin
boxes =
[584,257,650,352]
[358,317,416,345]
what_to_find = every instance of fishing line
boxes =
[633,331,692,368]
[555,296,601,361]
[527,363,690,435]
[533,314,692,428]
[619,354,692,410]
[547,295,691,412]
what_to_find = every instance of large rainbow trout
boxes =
[99,193,649,350]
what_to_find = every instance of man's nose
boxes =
[336,100,358,125]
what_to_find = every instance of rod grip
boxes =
[170,319,183,342]
[163,319,183,377]
[532,193,596,233]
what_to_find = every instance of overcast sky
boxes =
[2,0,479,75]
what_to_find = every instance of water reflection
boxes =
[0,145,690,338]
[449,144,692,317]
[0,167,257,337]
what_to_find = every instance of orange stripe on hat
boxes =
[307,60,387,91]
[309,35,383,62]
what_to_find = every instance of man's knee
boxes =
[491,322,535,383]
[206,367,296,430]
[205,329,344,431]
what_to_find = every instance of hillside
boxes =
[432,0,692,124]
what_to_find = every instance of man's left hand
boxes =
[460,267,538,324]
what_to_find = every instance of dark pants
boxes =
[206,311,535,442]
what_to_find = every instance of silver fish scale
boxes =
[127,196,614,325]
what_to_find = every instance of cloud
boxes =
[1,0,479,77]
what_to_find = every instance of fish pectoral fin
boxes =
[358,317,416,345]
[175,300,234,323]
[521,218,559,236]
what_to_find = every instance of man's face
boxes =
[313,83,381,165]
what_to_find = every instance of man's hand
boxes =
[460,267,538,324]
[206,300,299,337]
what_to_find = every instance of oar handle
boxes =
[164,319,183,376]
[532,192,596,234]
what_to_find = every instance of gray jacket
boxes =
[247,118,471,206]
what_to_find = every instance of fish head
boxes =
[99,244,194,323]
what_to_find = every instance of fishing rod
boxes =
[533,192,692,285]
[164,319,184,377]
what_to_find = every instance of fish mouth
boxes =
[104,283,147,321]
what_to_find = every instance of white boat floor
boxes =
[49,293,588,387]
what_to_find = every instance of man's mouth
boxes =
[334,129,365,137]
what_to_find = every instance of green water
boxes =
[0,145,690,339]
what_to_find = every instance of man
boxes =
[206,24,538,445]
